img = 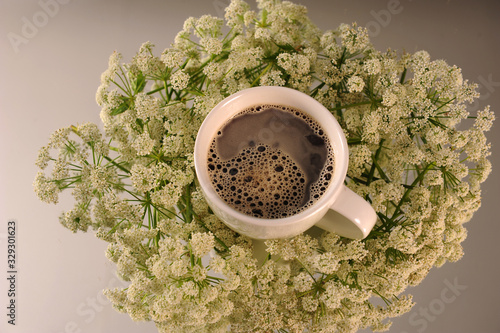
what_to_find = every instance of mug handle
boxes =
[315,185,377,239]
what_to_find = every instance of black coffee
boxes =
[207,105,334,219]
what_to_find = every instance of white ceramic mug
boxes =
[194,86,377,240]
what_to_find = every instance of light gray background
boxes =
[1,0,499,332]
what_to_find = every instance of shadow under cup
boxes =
[194,86,376,240]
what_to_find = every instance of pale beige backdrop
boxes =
[1,1,499,332]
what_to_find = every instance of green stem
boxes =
[251,62,273,87]
[387,163,434,230]
[400,67,407,84]
[366,139,385,185]
[329,100,375,112]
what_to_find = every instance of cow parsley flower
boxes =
[190,232,215,258]
[135,92,162,121]
[170,70,190,90]
[201,37,224,55]
[132,132,155,156]
[225,0,250,28]
[34,1,494,332]
[347,75,365,93]
[474,106,495,131]
[277,53,310,77]
[33,172,60,204]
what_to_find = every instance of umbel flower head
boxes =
[34,0,494,332]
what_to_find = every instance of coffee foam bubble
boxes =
[208,105,334,219]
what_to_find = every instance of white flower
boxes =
[89,165,113,192]
[320,281,349,310]
[229,35,252,51]
[130,164,156,193]
[170,70,190,90]
[292,272,314,292]
[75,123,108,155]
[151,183,183,209]
[48,127,71,149]
[450,129,468,148]
[159,237,185,260]
[382,90,398,107]
[411,50,431,71]
[474,106,495,131]
[455,181,470,197]
[59,204,92,232]
[132,41,164,75]
[100,51,121,85]
[339,23,369,53]
[225,0,250,27]
[221,272,240,291]
[403,186,432,220]
[347,144,371,178]
[209,256,226,273]
[33,172,60,204]
[346,75,365,93]
[195,15,223,37]
[161,49,185,68]
[116,249,137,280]
[192,265,208,282]
[312,252,339,275]
[277,53,310,77]
[135,92,162,121]
[170,259,189,277]
[363,58,381,75]
[35,146,51,169]
[255,27,272,41]
[190,232,215,258]
[424,169,444,186]
[132,132,155,156]
[183,16,197,33]
[201,37,223,55]
[260,69,285,86]
[361,111,381,143]
[301,295,319,312]
[472,157,492,184]
[387,225,421,254]
[464,129,491,161]
[203,62,225,81]
[228,47,263,71]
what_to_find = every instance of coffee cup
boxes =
[194,86,377,239]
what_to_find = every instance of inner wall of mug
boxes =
[194,86,348,228]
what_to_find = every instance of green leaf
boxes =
[131,71,146,94]
[273,42,297,53]
[109,100,129,116]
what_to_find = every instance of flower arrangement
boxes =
[34,0,494,332]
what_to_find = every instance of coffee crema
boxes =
[207,104,334,219]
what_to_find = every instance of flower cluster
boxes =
[34,0,494,332]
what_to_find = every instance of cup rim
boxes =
[194,86,349,228]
